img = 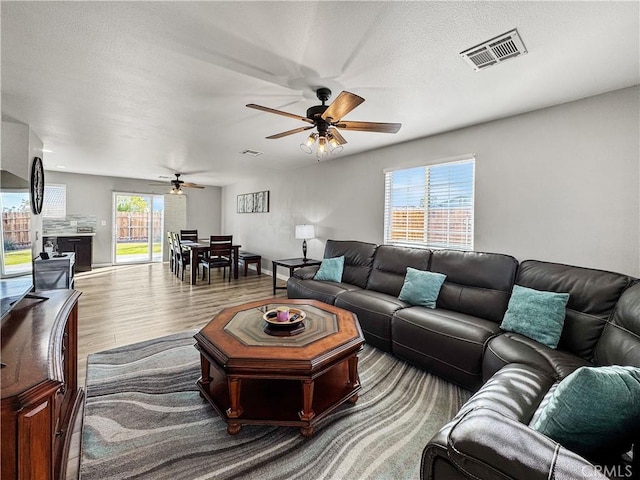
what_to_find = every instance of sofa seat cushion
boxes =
[334,290,410,352]
[391,307,503,390]
[286,278,361,305]
[483,332,591,382]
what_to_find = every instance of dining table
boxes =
[180,240,241,285]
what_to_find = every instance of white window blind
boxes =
[384,157,475,250]
[43,184,66,218]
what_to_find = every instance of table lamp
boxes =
[295,224,315,262]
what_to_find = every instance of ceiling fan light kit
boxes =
[151,173,205,194]
[247,87,401,160]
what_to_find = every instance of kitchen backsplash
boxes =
[43,214,97,235]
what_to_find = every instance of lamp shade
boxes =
[295,224,315,240]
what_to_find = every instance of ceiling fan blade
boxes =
[334,120,401,134]
[266,125,314,139]
[321,91,365,122]
[328,127,348,145]
[182,183,205,189]
[247,104,314,124]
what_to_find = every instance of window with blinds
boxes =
[42,184,66,218]
[384,157,475,250]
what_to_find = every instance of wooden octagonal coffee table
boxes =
[194,298,364,437]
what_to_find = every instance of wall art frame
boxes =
[237,190,269,213]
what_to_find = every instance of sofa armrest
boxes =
[446,408,609,480]
[292,265,320,280]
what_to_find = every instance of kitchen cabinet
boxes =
[45,235,92,272]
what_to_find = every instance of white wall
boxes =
[28,128,44,254]
[1,120,44,257]
[44,171,222,265]
[221,86,640,277]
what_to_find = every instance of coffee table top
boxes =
[194,298,364,375]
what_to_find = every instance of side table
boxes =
[272,257,322,295]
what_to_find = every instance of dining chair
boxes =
[173,232,190,281]
[167,231,176,273]
[200,235,233,283]
[180,229,198,242]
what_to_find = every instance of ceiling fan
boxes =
[150,173,205,194]
[246,88,401,158]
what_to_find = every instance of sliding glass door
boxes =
[1,190,32,275]
[113,193,164,264]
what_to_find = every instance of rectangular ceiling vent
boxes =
[241,149,263,157]
[460,29,527,71]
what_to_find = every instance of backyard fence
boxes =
[116,212,163,242]
[2,212,31,249]
[389,207,473,248]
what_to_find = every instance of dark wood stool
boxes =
[237,251,261,276]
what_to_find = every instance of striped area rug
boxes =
[80,331,470,480]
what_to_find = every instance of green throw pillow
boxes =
[313,256,345,283]
[533,365,640,460]
[398,267,446,309]
[500,285,569,349]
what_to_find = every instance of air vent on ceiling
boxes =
[460,29,527,71]
[241,149,263,157]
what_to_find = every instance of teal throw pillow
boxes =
[533,366,640,460]
[313,256,345,283]
[500,285,569,349]
[398,267,446,309]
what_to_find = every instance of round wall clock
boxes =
[30,157,45,215]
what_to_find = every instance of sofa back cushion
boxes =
[594,281,640,368]
[366,245,431,296]
[516,260,635,361]
[323,240,377,289]
[429,250,518,323]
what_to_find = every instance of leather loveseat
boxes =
[287,240,640,480]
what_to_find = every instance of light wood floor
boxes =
[66,262,285,479]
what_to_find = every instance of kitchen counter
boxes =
[43,232,96,237]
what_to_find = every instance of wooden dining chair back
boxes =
[173,232,190,281]
[200,235,233,283]
[180,229,198,243]
[167,231,176,273]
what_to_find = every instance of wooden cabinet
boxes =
[1,289,83,480]
[46,236,92,272]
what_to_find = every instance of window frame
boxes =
[383,155,475,251]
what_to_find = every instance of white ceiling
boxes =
[2,1,638,187]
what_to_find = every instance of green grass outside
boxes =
[4,243,161,265]
[4,249,32,266]
[116,242,162,255]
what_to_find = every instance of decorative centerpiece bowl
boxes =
[263,307,306,336]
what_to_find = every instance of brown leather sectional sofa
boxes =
[287,240,640,480]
